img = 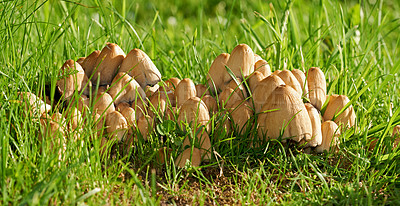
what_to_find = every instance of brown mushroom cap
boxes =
[175,147,201,168]
[175,78,197,108]
[148,91,167,118]
[230,100,253,135]
[18,92,51,116]
[108,72,146,105]
[323,94,356,129]
[119,48,162,88]
[200,95,218,114]
[218,87,243,109]
[57,60,92,100]
[247,71,265,94]
[393,125,400,148]
[225,44,255,82]
[252,74,285,113]
[131,99,148,120]
[137,115,154,141]
[291,69,309,99]
[195,84,210,97]
[80,50,101,78]
[258,85,312,142]
[164,77,181,90]
[307,67,327,111]
[92,43,126,86]
[304,103,322,147]
[144,84,160,98]
[165,106,177,121]
[39,116,66,150]
[207,53,230,94]
[178,97,210,132]
[225,78,248,100]
[105,111,128,141]
[93,92,115,116]
[94,113,106,137]
[116,102,136,133]
[254,59,271,77]
[316,121,340,153]
[183,131,212,161]
[277,70,303,96]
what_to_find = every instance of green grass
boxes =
[1,0,400,205]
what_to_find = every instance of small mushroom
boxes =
[177,97,210,132]
[137,115,154,141]
[108,72,146,105]
[254,59,271,77]
[164,77,181,90]
[183,131,212,161]
[291,69,309,99]
[218,87,243,109]
[92,43,126,86]
[105,111,128,141]
[144,84,160,98]
[277,70,303,96]
[131,99,148,119]
[252,74,285,113]
[316,121,340,153]
[393,125,400,148]
[18,92,51,116]
[207,53,230,94]
[307,67,326,111]
[225,78,248,100]
[225,44,254,82]
[80,50,101,78]
[195,84,210,97]
[258,85,312,142]
[175,147,201,168]
[247,71,265,94]
[39,117,65,150]
[94,113,106,137]
[254,54,263,62]
[116,102,136,134]
[148,91,167,118]
[200,95,218,114]
[56,60,91,99]
[323,94,356,129]
[175,78,197,108]
[93,92,115,116]
[304,103,322,147]
[230,100,253,135]
[119,48,162,88]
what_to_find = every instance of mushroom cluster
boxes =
[21,43,360,168]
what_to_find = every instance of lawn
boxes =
[1,0,400,205]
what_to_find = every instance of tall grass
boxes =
[1,0,400,204]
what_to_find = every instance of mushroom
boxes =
[195,84,210,97]
[56,59,91,99]
[119,48,162,88]
[304,103,322,147]
[393,125,400,148]
[131,99,148,120]
[323,94,356,129]
[277,70,303,96]
[144,84,160,98]
[254,59,271,77]
[92,43,125,86]
[218,87,243,109]
[18,92,51,116]
[116,102,136,134]
[225,44,254,82]
[225,78,248,100]
[80,50,101,78]
[108,72,146,105]
[316,121,340,153]
[39,116,66,150]
[93,92,115,116]
[207,53,230,94]
[175,78,197,108]
[105,111,128,141]
[94,113,106,138]
[291,69,309,99]
[164,77,181,90]
[254,54,263,63]
[183,131,212,161]
[177,97,210,132]
[165,106,177,121]
[252,74,285,113]
[307,67,326,111]
[175,147,201,168]
[273,70,282,76]
[258,85,312,142]
[247,71,265,94]
[200,95,218,114]
[148,91,167,118]
[137,115,154,141]
[230,100,253,135]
